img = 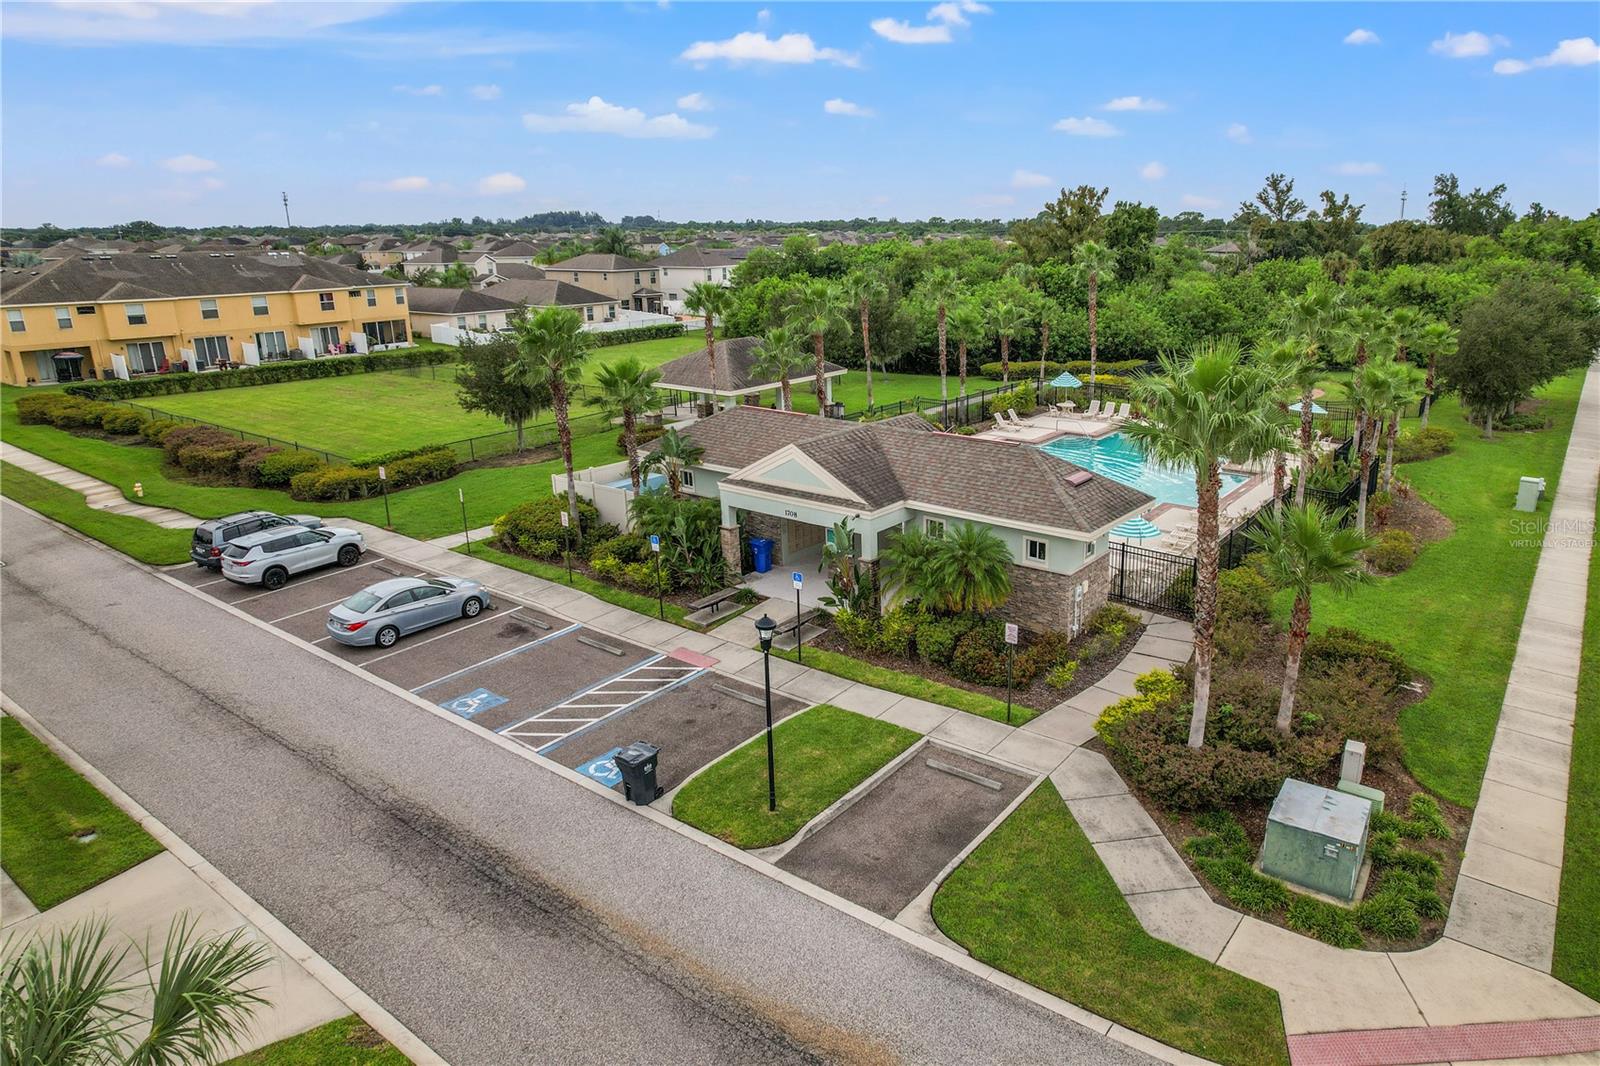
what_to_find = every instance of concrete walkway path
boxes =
[0,440,195,528]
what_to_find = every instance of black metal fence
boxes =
[109,400,354,465]
[1110,541,1196,618]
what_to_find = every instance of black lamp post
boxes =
[755,613,778,813]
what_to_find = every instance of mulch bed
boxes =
[1380,488,1454,547]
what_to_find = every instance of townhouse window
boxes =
[75,306,95,315]
[634,272,641,284]
[650,271,657,284]
[251,296,269,316]
[585,306,595,321]
[572,272,579,282]
[55,307,72,329]
[394,288,406,304]
[365,289,377,307]
[924,518,945,539]
[200,298,219,320]
[1025,538,1048,565]
[6,309,25,333]
[255,331,289,360]
[477,314,488,329]
[126,340,166,374]
[456,316,467,329]
[602,272,608,281]
[125,303,146,326]
[721,268,729,280]
[318,292,334,312]
[705,270,712,281]
[606,305,616,320]
[668,292,678,301]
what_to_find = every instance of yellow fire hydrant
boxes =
[133,482,144,498]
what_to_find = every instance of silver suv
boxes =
[221,525,365,589]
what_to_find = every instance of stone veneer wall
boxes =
[1005,551,1113,634]
[739,511,786,567]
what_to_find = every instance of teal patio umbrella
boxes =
[1112,515,1162,540]
[1049,370,1084,389]
[1288,400,1328,415]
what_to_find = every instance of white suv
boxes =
[221,525,365,589]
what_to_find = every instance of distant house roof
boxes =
[652,336,845,396]
[545,253,650,272]
[1,251,396,307]
[404,286,521,315]
[472,241,539,259]
[478,277,614,307]
[406,248,458,265]
[649,245,744,269]
[481,262,544,282]
[676,406,1152,536]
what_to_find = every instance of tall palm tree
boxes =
[1124,340,1290,748]
[987,300,1029,387]
[1348,357,1404,533]
[1034,296,1064,396]
[922,266,961,403]
[1340,304,1393,457]
[1248,504,1372,732]
[1279,283,1343,504]
[1380,362,1422,493]
[1387,307,1423,364]
[642,427,704,499]
[839,268,888,409]
[925,523,1012,613]
[683,281,731,412]
[1072,240,1118,401]
[1260,340,1309,514]
[508,306,590,533]
[594,355,662,492]
[947,301,985,403]
[788,278,847,413]
[751,324,807,411]
[1415,321,1458,430]
[593,226,637,258]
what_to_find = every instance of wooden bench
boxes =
[687,586,744,616]
[774,608,820,636]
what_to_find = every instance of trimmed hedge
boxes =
[60,347,458,400]
[585,322,688,349]
[255,450,326,487]
[288,447,457,501]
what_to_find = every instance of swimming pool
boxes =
[1039,432,1249,508]
[605,472,668,492]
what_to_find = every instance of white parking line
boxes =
[192,575,231,589]
[362,606,523,664]
[410,622,581,693]
[266,573,426,624]
[497,657,705,752]
[230,557,393,603]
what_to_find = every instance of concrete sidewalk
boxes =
[0,441,195,528]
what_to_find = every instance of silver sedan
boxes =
[325,576,493,648]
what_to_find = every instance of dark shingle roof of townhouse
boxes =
[477,277,613,307]
[653,337,845,394]
[2,252,394,307]
[649,246,744,269]
[482,262,544,282]
[688,406,1153,535]
[473,241,540,259]
[404,286,521,315]
[545,253,650,271]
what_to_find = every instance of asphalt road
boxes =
[0,500,1154,1066]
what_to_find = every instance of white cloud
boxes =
[1053,116,1119,137]
[477,172,526,195]
[199,176,225,191]
[681,31,858,67]
[523,96,714,139]
[1011,168,1054,188]
[376,176,431,192]
[824,98,874,118]
[162,153,217,173]
[1333,161,1383,176]
[870,18,951,45]
[1140,161,1168,180]
[756,8,772,24]
[1344,28,1380,46]
[470,84,502,100]
[0,1,395,45]
[1494,36,1600,74]
[928,1,991,26]
[1225,122,1252,144]
[95,152,132,168]
[1181,193,1221,210]
[676,91,711,111]
[1430,31,1507,58]
[393,83,444,96]
[1103,95,1166,112]
[972,192,1015,208]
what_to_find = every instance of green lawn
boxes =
[933,782,1289,1066]
[454,543,694,628]
[1287,372,1587,806]
[769,644,1037,724]
[0,460,193,565]
[0,717,164,910]
[1553,480,1599,1000]
[584,333,703,382]
[672,705,918,848]
[224,1015,410,1066]
[787,370,1003,417]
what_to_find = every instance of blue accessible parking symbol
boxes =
[440,687,508,720]
[576,747,625,789]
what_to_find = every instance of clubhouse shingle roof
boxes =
[653,336,845,394]
[1,252,395,307]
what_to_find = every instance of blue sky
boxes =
[2,1,1596,228]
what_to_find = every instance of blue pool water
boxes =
[606,472,667,492]
[1038,432,1249,507]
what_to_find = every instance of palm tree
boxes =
[840,268,888,409]
[683,281,731,411]
[410,266,441,287]
[788,278,847,413]
[1072,240,1118,401]
[947,301,985,403]
[987,300,1029,387]
[594,356,662,492]
[1387,307,1423,364]
[642,427,705,499]
[1248,504,1372,732]
[2,915,270,1066]
[1279,283,1342,505]
[1124,340,1290,748]
[1034,296,1064,396]
[508,307,590,533]
[1380,362,1422,493]
[878,527,939,607]
[925,523,1012,613]
[1348,357,1405,533]
[1261,340,1309,514]
[1415,321,1458,430]
[593,226,637,258]
[751,324,807,411]
[1339,304,1393,458]
[922,267,961,402]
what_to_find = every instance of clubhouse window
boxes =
[1025,538,1048,566]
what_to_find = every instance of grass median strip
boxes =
[932,781,1289,1066]
[1553,483,1599,1000]
[0,460,191,566]
[672,704,918,849]
[223,1015,411,1065]
[454,543,695,628]
[0,716,164,910]
[768,644,1036,724]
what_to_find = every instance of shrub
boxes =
[1393,426,1454,462]
[951,626,1008,686]
[1215,617,1263,663]
[1287,896,1363,949]
[986,381,1038,416]
[1237,550,1280,588]
[1369,491,1395,529]
[591,555,624,582]
[140,419,183,444]
[493,495,600,554]
[255,450,326,487]
[15,393,71,424]
[1045,661,1079,690]
[292,464,382,502]
[60,347,461,401]
[621,560,670,595]
[1303,627,1411,691]
[584,322,687,349]
[1025,629,1076,671]
[591,532,648,565]
[915,618,961,665]
[833,606,878,651]
[1094,669,1183,747]
[46,399,118,429]
[1399,793,1452,840]
[878,605,918,658]
[1087,603,1139,636]
[176,441,254,478]
[97,408,148,435]
[161,424,238,462]
[385,448,458,489]
[1217,567,1273,623]
[1356,888,1422,941]
[1368,529,1418,573]
[235,445,281,485]
[618,424,666,455]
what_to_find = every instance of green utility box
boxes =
[1259,779,1371,902]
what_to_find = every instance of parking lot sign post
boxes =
[792,571,804,664]
[1004,623,1018,724]
[459,488,472,556]
[650,534,664,619]
[378,465,392,529]
[560,509,572,583]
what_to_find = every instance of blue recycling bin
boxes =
[749,537,774,574]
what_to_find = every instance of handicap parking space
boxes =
[776,745,1032,918]
[546,673,807,797]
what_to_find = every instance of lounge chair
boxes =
[992,414,1018,433]
[1115,402,1132,421]
[1005,409,1028,428]
[1083,399,1103,420]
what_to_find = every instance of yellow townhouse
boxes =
[0,250,412,386]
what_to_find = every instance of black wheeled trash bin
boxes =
[614,742,662,805]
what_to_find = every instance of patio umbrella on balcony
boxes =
[1111,515,1162,540]
[1288,399,1328,415]
[1049,370,1084,389]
